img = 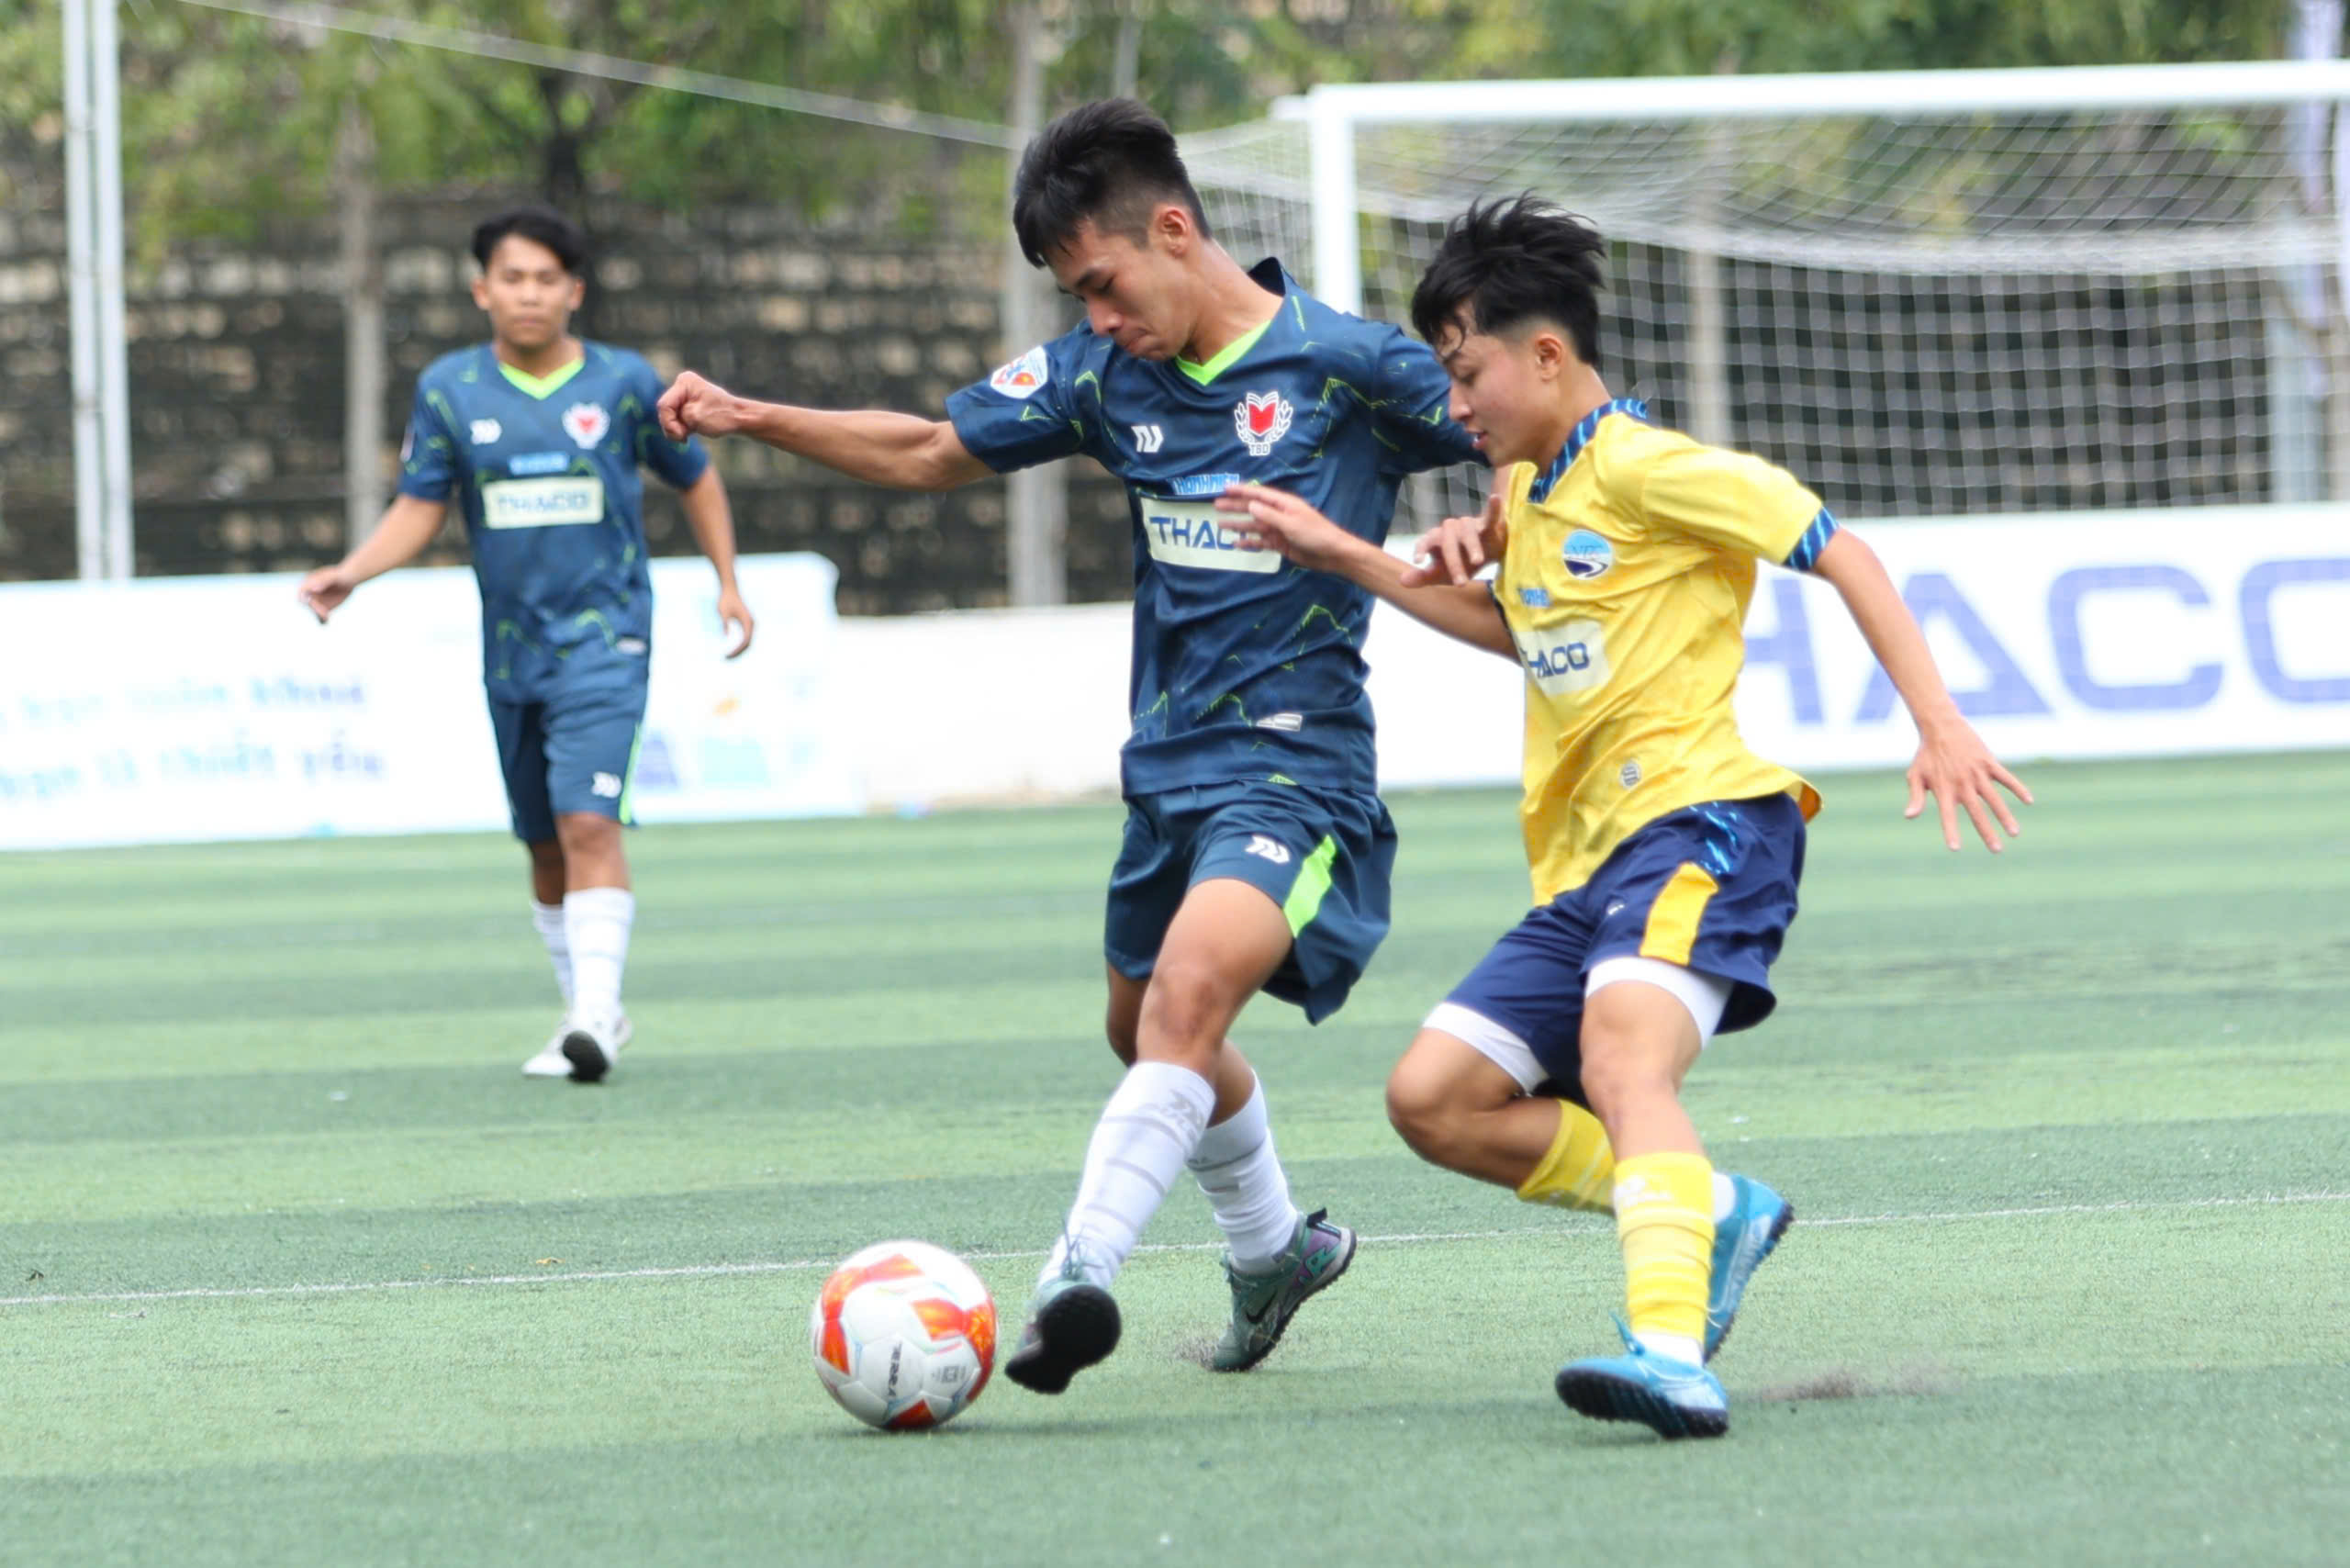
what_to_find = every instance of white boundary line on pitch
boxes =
[6,1190,2344,1310]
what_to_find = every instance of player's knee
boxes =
[1575,1037,1677,1123]
[554,811,620,851]
[1134,958,1236,1069]
[1384,1052,1474,1169]
[1383,1071,1453,1164]
[1102,1011,1139,1065]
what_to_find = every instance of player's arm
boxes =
[1219,483,1515,659]
[658,371,991,492]
[297,495,447,622]
[1808,527,2033,852]
[671,468,755,658]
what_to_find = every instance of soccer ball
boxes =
[810,1240,997,1430]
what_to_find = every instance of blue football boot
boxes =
[1705,1174,1793,1361]
[1556,1321,1729,1439]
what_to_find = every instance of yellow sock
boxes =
[1613,1150,1716,1355]
[1514,1100,1615,1213]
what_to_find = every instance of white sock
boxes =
[564,887,634,1019]
[1636,1329,1706,1365]
[1185,1076,1302,1275]
[1043,1060,1215,1290]
[532,901,573,1005]
[1712,1171,1739,1225]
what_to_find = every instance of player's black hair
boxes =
[1410,196,1606,368]
[1011,98,1212,268]
[470,205,589,275]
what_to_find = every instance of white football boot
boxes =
[522,1013,632,1081]
[558,1008,631,1083]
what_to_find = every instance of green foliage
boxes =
[0,0,2305,253]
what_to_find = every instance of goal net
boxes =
[1185,63,2350,530]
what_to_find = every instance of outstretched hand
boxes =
[1907,722,2033,851]
[1216,482,1358,572]
[658,371,745,442]
[1400,488,1507,587]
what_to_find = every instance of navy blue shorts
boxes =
[1105,779,1397,1024]
[487,678,648,844]
[1441,793,1807,1090]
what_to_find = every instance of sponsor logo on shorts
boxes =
[1620,759,1642,789]
[1255,711,1304,732]
[1518,587,1551,608]
[590,772,622,799]
[614,637,648,656]
[1245,834,1292,866]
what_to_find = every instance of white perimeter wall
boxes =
[842,503,2350,804]
[2,505,2345,849]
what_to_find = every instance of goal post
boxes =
[1185,60,2350,525]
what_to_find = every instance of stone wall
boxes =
[0,195,1135,611]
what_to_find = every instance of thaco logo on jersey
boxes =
[562,402,610,449]
[1234,391,1292,457]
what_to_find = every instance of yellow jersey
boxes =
[1494,400,1828,903]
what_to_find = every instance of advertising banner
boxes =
[0,554,857,850]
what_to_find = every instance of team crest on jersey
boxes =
[1234,390,1292,457]
[562,402,610,450]
[1561,529,1615,580]
[989,345,1050,400]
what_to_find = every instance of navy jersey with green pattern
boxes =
[397,341,708,698]
[946,259,1479,797]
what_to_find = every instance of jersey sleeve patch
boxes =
[987,344,1051,400]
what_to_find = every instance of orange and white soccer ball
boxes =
[810,1240,997,1430]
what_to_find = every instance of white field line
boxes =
[6,1189,2344,1311]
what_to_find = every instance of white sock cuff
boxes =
[532,900,566,930]
[564,886,635,920]
[1188,1076,1269,1170]
[1118,1060,1216,1131]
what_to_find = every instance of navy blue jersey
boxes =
[946,260,1480,797]
[397,341,709,699]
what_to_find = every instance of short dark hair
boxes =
[1410,196,1606,368]
[1011,98,1212,268]
[471,205,588,274]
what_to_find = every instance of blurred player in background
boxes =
[300,205,753,1083]
[1222,196,2031,1439]
[659,99,1481,1394]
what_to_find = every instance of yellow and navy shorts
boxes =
[1105,778,1397,1025]
[1442,792,1807,1088]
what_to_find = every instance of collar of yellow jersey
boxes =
[1528,398,1650,503]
